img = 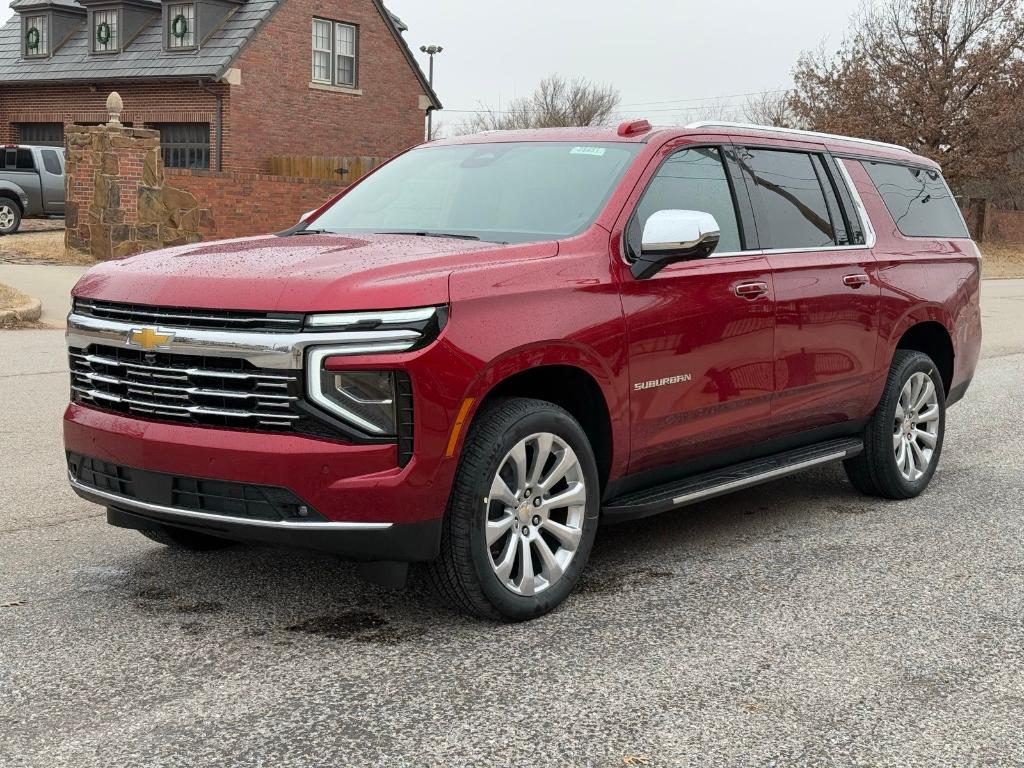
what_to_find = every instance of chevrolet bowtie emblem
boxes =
[127,327,174,351]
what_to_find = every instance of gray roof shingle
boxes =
[2,0,284,83]
[0,0,440,108]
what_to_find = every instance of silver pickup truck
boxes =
[0,145,65,235]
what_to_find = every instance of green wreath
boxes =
[171,14,189,40]
[96,21,111,46]
[26,26,40,51]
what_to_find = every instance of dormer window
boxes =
[23,15,50,57]
[92,8,119,53]
[167,3,195,49]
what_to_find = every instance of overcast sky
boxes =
[1,0,861,128]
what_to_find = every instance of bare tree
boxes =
[460,75,620,133]
[744,90,801,128]
[790,0,1024,190]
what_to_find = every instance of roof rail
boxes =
[683,121,912,154]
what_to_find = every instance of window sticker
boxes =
[570,146,607,157]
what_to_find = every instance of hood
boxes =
[72,233,557,312]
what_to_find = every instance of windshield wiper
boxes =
[375,231,481,241]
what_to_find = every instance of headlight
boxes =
[315,369,398,435]
[306,349,398,435]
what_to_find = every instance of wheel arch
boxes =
[0,189,24,214]
[455,345,623,494]
[894,320,955,396]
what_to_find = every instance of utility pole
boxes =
[420,44,443,141]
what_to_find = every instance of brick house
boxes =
[0,0,441,173]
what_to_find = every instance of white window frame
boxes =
[92,8,120,54]
[24,14,49,57]
[311,19,359,88]
[167,2,196,50]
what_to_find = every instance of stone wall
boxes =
[64,123,349,258]
[65,124,205,260]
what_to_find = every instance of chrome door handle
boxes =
[734,281,769,300]
[843,273,869,288]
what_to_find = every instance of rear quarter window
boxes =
[862,161,969,238]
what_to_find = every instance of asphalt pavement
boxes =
[2,282,1023,767]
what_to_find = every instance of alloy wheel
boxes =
[0,204,15,231]
[893,371,940,482]
[484,432,587,596]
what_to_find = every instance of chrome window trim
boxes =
[66,313,420,370]
[69,474,394,530]
[834,157,877,249]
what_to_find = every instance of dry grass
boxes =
[0,282,41,328]
[981,244,1024,279]
[0,231,96,265]
[0,282,30,310]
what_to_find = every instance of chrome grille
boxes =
[69,346,301,429]
[73,298,304,333]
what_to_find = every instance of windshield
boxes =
[310,141,642,244]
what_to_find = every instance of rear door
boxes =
[732,143,880,435]
[616,140,776,475]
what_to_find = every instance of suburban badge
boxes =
[634,374,693,391]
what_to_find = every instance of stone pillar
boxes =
[64,110,205,260]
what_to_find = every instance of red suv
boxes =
[64,120,982,620]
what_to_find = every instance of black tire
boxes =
[139,526,236,551]
[0,198,21,235]
[844,350,946,499]
[427,397,600,621]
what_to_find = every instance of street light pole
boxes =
[420,44,443,141]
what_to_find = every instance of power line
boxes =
[437,87,791,115]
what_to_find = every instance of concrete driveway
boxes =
[1,281,1023,767]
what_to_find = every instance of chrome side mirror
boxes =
[632,210,721,279]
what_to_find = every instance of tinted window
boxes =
[16,149,35,170]
[41,149,61,175]
[631,147,742,254]
[737,148,836,249]
[862,161,969,238]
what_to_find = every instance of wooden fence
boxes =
[268,155,388,184]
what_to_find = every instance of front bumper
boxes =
[67,450,442,561]
[64,405,452,561]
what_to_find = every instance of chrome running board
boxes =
[602,438,863,523]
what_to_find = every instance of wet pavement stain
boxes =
[285,611,389,640]
[133,586,178,601]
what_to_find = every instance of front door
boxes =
[733,145,880,434]
[617,144,776,476]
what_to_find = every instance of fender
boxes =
[882,302,955,362]
[0,179,28,211]
[449,339,630,481]
[865,301,956,411]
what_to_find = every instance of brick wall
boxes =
[165,169,346,239]
[961,200,1024,243]
[226,0,428,172]
[0,81,228,157]
[1,0,430,172]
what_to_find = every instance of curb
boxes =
[0,297,43,325]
